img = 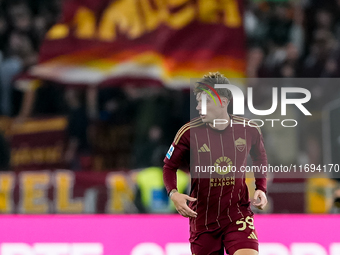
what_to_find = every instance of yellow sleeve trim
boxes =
[173,118,204,145]
[232,116,262,135]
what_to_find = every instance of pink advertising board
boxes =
[0,215,339,255]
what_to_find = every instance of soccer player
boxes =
[163,72,268,255]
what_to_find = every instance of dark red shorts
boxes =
[190,216,259,255]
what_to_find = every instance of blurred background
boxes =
[0,0,340,222]
[2,0,340,254]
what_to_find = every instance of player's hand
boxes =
[253,190,267,210]
[171,192,197,218]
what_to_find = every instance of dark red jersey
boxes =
[163,115,267,240]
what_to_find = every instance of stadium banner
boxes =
[0,169,333,214]
[1,118,134,171]
[0,215,339,255]
[29,0,245,88]
[8,117,67,171]
[0,170,137,214]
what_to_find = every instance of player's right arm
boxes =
[163,125,197,218]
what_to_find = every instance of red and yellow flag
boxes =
[31,0,245,88]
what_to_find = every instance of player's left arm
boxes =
[249,127,268,210]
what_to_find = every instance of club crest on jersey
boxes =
[235,138,246,152]
[166,145,174,159]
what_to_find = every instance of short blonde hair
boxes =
[193,72,232,101]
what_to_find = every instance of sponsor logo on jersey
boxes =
[213,156,233,175]
[198,143,210,152]
[248,232,258,240]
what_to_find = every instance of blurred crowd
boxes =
[0,0,61,116]
[1,0,340,166]
[245,0,340,166]
[0,0,61,171]
[1,0,340,212]
[1,0,340,169]
[245,0,340,213]
[246,0,340,79]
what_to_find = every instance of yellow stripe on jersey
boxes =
[174,122,205,145]
[253,232,258,239]
[173,118,201,138]
[232,115,251,124]
[174,121,205,145]
[232,116,262,135]
[173,118,201,143]
[232,120,262,135]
